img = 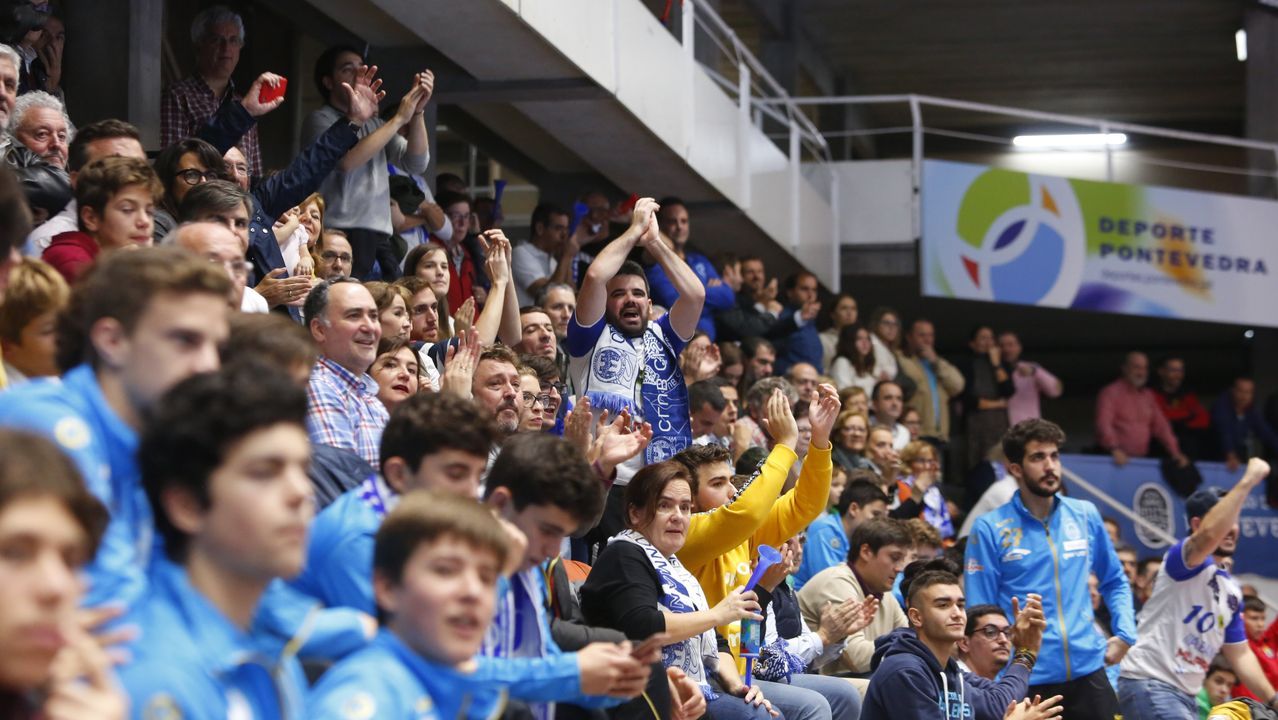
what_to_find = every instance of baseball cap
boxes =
[1185,486,1227,524]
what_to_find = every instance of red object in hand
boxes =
[617,193,639,215]
[258,76,287,104]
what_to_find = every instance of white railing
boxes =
[679,0,840,290]
[757,93,1278,242]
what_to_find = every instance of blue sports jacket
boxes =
[291,483,380,613]
[964,491,1137,684]
[119,560,310,720]
[0,365,150,608]
[309,631,507,720]
[794,511,846,590]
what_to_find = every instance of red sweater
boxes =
[42,231,99,282]
[1235,618,1278,700]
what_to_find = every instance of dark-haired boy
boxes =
[292,392,499,613]
[120,363,314,718]
[1235,596,1278,701]
[480,432,653,720]
[0,247,230,609]
[306,45,431,280]
[794,475,889,590]
[798,517,910,675]
[307,491,513,719]
[861,571,1048,720]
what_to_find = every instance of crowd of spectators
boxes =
[4,5,1278,720]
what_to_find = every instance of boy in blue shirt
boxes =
[795,476,889,590]
[308,489,513,719]
[120,362,314,719]
[482,432,655,720]
[293,392,499,612]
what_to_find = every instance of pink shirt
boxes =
[1095,379,1181,457]
[1007,361,1063,426]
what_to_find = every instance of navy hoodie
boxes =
[861,627,1032,720]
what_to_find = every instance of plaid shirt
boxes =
[306,356,389,468]
[160,75,262,178]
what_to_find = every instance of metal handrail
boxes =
[687,0,830,161]
[756,93,1278,156]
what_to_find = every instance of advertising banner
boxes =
[921,159,1278,326]
[1060,454,1278,579]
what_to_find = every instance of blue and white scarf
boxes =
[579,321,691,464]
[610,530,718,700]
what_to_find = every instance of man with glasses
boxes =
[316,230,354,280]
[957,605,1013,680]
[161,6,262,177]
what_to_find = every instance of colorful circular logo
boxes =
[942,168,1085,307]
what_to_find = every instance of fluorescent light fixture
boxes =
[1237,29,1248,62]
[1012,133,1128,150]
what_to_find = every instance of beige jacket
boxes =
[795,563,907,675]
[897,352,965,441]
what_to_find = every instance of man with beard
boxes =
[1117,460,1278,719]
[566,197,704,484]
[472,344,523,451]
[965,419,1136,720]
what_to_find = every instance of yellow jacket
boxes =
[678,443,833,669]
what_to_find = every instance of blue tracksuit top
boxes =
[794,511,847,590]
[291,482,381,613]
[964,491,1137,684]
[309,630,507,720]
[118,559,309,720]
[0,366,370,662]
[0,365,150,608]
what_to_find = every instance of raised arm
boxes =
[472,231,514,346]
[1183,458,1269,568]
[479,229,524,347]
[643,225,706,342]
[338,69,422,173]
[576,198,658,326]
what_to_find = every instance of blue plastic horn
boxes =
[568,201,590,236]
[742,544,782,593]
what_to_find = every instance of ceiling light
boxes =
[1012,133,1128,150]
[1237,29,1248,62]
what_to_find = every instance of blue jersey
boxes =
[794,512,846,590]
[0,365,150,608]
[964,491,1137,684]
[309,631,506,720]
[482,567,617,719]
[119,560,309,720]
[292,480,385,613]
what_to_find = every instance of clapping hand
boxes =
[1003,695,1064,720]
[441,328,480,399]
[760,389,798,449]
[340,63,383,125]
[807,383,841,448]
[1009,594,1046,656]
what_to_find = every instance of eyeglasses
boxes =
[522,393,552,408]
[176,168,220,186]
[226,163,249,178]
[544,382,567,396]
[321,251,352,264]
[973,625,1012,640]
